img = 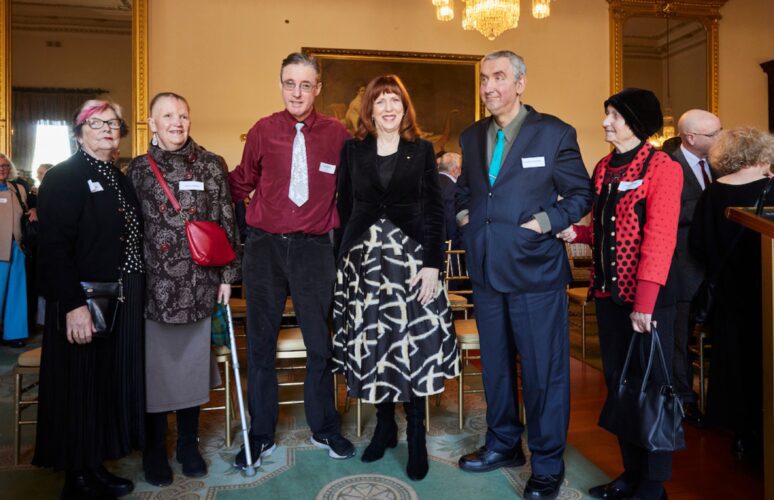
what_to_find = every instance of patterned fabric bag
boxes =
[211,303,229,347]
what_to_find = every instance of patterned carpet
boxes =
[0,318,608,499]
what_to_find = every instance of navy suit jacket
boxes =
[438,172,461,249]
[455,106,593,293]
[670,147,708,300]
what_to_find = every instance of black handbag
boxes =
[81,280,124,338]
[690,177,773,324]
[8,181,37,254]
[599,325,686,452]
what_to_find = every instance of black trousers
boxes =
[672,301,697,402]
[242,228,340,440]
[596,298,676,482]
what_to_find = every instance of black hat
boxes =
[604,88,663,140]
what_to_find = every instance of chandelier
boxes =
[433,0,553,40]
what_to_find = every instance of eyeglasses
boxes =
[281,80,318,93]
[0,164,11,169]
[85,118,123,130]
[692,128,722,138]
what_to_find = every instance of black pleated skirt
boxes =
[33,273,145,471]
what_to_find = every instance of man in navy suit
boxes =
[438,152,462,250]
[671,109,722,427]
[455,50,592,500]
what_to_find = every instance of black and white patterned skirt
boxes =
[332,219,460,403]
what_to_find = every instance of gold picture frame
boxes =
[302,47,483,154]
[608,0,727,115]
[0,0,149,156]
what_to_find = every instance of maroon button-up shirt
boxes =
[229,110,349,235]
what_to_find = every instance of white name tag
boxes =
[87,179,104,193]
[521,156,546,168]
[0,198,7,204]
[179,180,204,191]
[319,162,336,174]
[618,180,643,191]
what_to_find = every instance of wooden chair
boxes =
[14,347,42,464]
[565,243,593,360]
[454,319,523,429]
[689,323,712,412]
[203,345,236,447]
[445,246,474,318]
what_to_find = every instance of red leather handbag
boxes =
[148,155,236,267]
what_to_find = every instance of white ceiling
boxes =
[12,0,132,34]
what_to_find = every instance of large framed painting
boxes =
[302,47,483,154]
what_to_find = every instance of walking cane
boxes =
[226,304,257,476]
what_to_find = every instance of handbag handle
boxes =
[618,324,672,394]
[147,154,185,217]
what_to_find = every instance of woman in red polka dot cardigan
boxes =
[558,88,683,500]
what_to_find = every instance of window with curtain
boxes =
[30,121,73,179]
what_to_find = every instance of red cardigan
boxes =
[575,143,682,311]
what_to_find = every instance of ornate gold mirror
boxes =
[0,0,147,169]
[608,0,727,116]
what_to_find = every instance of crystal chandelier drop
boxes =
[432,1,552,40]
[433,0,455,21]
[532,0,550,19]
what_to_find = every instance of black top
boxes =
[37,149,144,313]
[336,136,445,269]
[377,152,398,189]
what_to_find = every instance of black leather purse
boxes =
[600,325,686,452]
[81,281,124,338]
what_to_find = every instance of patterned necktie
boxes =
[289,122,309,206]
[698,159,711,190]
[488,129,506,186]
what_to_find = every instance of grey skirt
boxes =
[145,317,221,413]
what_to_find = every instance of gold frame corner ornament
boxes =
[0,0,149,158]
[607,0,727,115]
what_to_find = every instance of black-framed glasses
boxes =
[692,128,722,138]
[0,163,11,169]
[86,118,123,130]
[281,80,318,93]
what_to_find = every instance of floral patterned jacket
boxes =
[128,139,241,324]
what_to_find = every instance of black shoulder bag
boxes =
[8,181,37,255]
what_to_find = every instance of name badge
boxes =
[87,179,104,193]
[319,162,336,174]
[0,197,7,204]
[179,180,205,191]
[521,156,546,168]
[618,180,643,191]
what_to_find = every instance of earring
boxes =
[151,133,158,146]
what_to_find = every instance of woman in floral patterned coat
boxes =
[127,92,240,487]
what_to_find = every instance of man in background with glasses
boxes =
[670,108,722,428]
[229,52,354,469]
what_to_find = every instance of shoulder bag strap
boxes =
[8,181,28,212]
[147,154,182,213]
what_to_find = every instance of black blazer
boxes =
[335,136,445,269]
[671,147,708,300]
[438,173,461,249]
[37,151,142,313]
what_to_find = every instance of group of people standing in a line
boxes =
[3,48,770,500]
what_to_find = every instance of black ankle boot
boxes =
[362,402,398,463]
[404,396,428,481]
[176,406,207,478]
[143,412,173,487]
[61,470,114,499]
[91,465,133,497]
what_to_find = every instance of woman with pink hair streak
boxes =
[33,99,144,499]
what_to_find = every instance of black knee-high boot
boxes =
[362,402,398,463]
[143,411,173,487]
[176,406,207,477]
[404,396,428,481]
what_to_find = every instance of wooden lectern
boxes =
[726,207,774,500]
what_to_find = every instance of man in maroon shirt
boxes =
[229,52,354,468]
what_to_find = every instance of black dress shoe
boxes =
[589,479,635,499]
[61,471,115,500]
[2,339,26,348]
[523,466,564,500]
[91,466,134,497]
[682,402,705,428]
[458,445,526,473]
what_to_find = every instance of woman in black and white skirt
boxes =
[333,74,459,481]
